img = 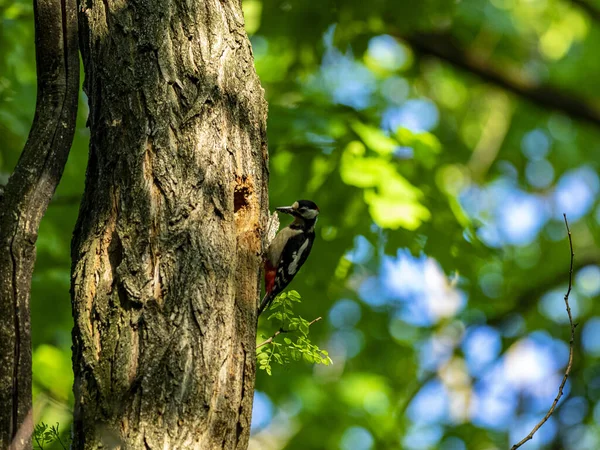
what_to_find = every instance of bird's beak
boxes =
[276,206,295,215]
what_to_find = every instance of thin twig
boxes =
[511,214,576,449]
[256,317,322,349]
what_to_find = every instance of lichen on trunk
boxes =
[71,0,268,448]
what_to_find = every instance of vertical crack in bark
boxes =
[234,346,248,448]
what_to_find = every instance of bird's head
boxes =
[276,200,320,221]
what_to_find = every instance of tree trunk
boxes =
[71,0,268,448]
[0,0,79,448]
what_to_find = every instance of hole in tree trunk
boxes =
[234,177,252,212]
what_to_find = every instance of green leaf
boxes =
[340,147,393,188]
[258,290,330,374]
[267,312,283,322]
[299,323,309,336]
[395,127,442,168]
[351,121,398,155]
[364,187,430,231]
[303,353,314,363]
[287,290,301,300]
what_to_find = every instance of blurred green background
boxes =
[2,0,600,448]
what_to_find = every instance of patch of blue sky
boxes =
[526,159,554,189]
[382,99,439,133]
[582,317,600,356]
[509,415,557,449]
[402,424,445,450]
[521,128,551,161]
[462,325,502,377]
[251,391,274,432]
[371,250,466,326]
[314,26,377,110]
[407,379,449,424]
[345,235,373,265]
[576,265,600,297]
[417,334,456,373]
[329,299,362,329]
[470,330,571,430]
[305,131,336,153]
[367,35,409,71]
[562,424,600,450]
[357,275,389,309]
[460,165,599,248]
[460,179,550,247]
[340,426,374,450]
[539,288,580,324]
[496,189,549,245]
[502,332,570,413]
[471,361,517,429]
[559,397,589,426]
[553,166,599,221]
[329,329,365,358]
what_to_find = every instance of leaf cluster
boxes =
[33,422,69,450]
[257,290,331,375]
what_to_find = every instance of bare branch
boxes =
[403,33,600,128]
[257,317,322,349]
[570,0,600,22]
[511,214,576,449]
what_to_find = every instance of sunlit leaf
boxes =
[351,121,398,155]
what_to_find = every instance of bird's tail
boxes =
[258,292,274,316]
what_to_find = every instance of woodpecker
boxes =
[258,200,320,315]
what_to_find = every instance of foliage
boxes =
[3,0,600,448]
[257,291,332,375]
[32,423,69,450]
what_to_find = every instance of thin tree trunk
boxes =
[71,0,268,448]
[0,0,79,448]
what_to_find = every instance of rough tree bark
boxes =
[71,0,268,448]
[0,0,79,448]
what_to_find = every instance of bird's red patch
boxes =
[264,261,277,295]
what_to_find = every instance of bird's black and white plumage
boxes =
[258,200,319,315]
